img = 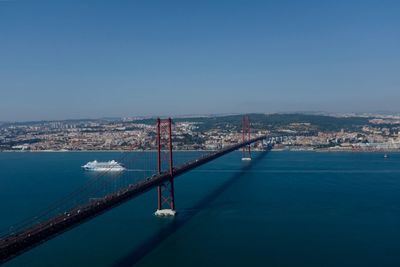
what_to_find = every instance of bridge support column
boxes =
[242,115,252,161]
[155,118,176,217]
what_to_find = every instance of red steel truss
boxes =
[156,118,175,211]
[242,115,251,159]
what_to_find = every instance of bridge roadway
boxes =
[0,135,266,264]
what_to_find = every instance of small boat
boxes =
[384,154,389,159]
[82,160,125,171]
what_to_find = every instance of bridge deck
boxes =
[0,135,266,263]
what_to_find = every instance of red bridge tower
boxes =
[155,118,176,216]
[242,115,252,161]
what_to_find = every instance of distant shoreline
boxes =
[0,149,399,153]
[0,149,212,153]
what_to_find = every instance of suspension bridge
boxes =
[0,116,268,264]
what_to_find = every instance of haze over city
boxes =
[1,0,399,121]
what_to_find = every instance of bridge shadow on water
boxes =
[112,151,268,267]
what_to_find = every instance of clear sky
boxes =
[1,0,399,121]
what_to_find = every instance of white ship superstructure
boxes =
[82,160,125,172]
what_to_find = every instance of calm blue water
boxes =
[1,151,400,267]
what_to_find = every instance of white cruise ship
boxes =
[82,160,125,172]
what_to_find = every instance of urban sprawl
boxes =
[1,114,400,152]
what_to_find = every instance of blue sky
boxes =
[1,0,399,121]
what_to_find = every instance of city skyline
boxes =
[1,0,400,121]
